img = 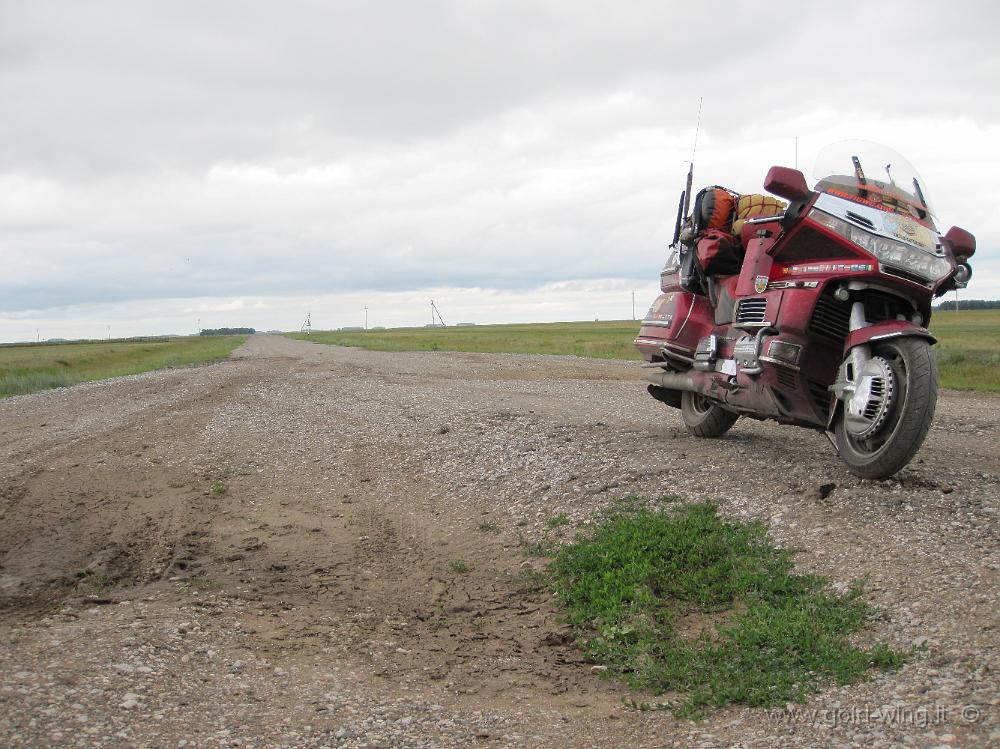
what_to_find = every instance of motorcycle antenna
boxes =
[681,97,703,220]
[690,97,703,163]
[682,161,694,220]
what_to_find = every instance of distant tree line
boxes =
[935,299,1000,311]
[199,327,255,336]
[1,335,182,348]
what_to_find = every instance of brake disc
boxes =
[844,356,896,439]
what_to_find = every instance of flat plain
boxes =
[291,308,1000,392]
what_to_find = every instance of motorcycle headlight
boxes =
[810,210,953,284]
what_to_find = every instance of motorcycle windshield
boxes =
[812,140,936,228]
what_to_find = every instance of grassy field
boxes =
[288,309,1000,392]
[287,320,642,360]
[0,336,247,398]
[927,308,1000,391]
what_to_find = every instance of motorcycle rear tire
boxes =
[834,337,937,479]
[680,392,739,438]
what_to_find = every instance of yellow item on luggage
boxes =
[732,194,787,237]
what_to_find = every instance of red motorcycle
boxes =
[635,141,975,478]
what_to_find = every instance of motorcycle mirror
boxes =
[945,226,976,260]
[764,166,811,202]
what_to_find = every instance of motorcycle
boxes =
[635,141,976,479]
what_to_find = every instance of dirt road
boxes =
[1,334,997,748]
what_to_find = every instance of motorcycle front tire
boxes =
[680,392,739,438]
[834,337,937,479]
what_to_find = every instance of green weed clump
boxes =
[548,499,903,717]
[546,512,571,529]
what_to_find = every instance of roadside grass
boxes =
[286,309,1000,392]
[542,499,903,718]
[928,309,1000,392]
[0,336,247,398]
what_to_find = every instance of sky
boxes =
[1,0,998,342]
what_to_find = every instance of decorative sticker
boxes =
[882,214,934,249]
[644,293,675,323]
[783,263,874,275]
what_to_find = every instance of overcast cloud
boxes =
[1,1,998,341]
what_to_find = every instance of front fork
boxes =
[828,302,871,426]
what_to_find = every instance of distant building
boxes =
[340,326,364,332]
[455,322,476,327]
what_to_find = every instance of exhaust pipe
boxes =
[646,370,696,391]
[645,369,695,410]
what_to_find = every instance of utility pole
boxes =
[632,291,635,321]
[364,306,368,330]
[430,300,446,327]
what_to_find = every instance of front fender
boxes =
[829,321,937,430]
[843,320,936,352]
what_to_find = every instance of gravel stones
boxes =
[1,335,997,748]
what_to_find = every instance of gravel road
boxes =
[1,334,997,748]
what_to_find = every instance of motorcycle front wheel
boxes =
[680,391,739,438]
[834,337,938,479]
